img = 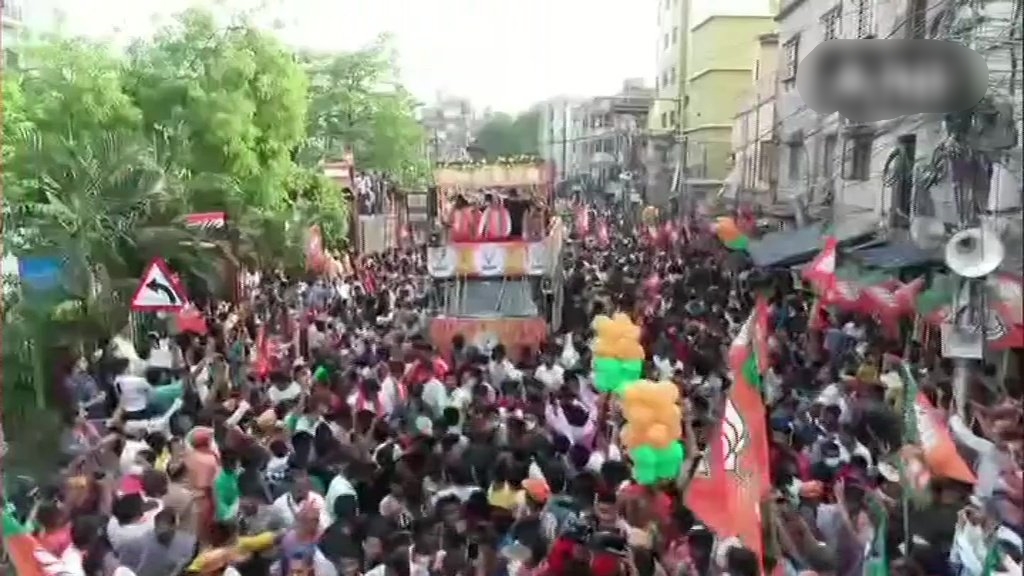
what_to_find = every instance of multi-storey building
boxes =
[730,33,780,208]
[573,80,653,194]
[537,97,587,183]
[419,95,476,164]
[771,0,1020,261]
[2,0,24,67]
[646,0,778,210]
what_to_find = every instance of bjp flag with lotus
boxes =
[685,297,771,570]
[3,506,76,576]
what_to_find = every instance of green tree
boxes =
[124,8,309,210]
[472,110,541,159]
[299,36,429,186]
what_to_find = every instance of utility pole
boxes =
[548,105,557,181]
[561,101,568,185]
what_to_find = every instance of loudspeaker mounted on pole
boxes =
[944,226,1005,278]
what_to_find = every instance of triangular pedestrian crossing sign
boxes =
[130,258,188,311]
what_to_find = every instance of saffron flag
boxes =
[3,506,75,576]
[685,298,772,568]
[896,361,977,486]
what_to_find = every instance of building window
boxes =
[758,141,777,184]
[844,135,873,180]
[669,110,678,126]
[855,0,874,38]
[788,142,804,182]
[669,66,676,85]
[822,134,837,177]
[661,112,668,128]
[672,26,679,45]
[821,6,842,41]
[907,0,927,38]
[783,36,800,82]
[664,33,670,50]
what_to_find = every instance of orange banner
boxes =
[429,317,547,356]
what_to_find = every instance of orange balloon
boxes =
[593,339,616,358]
[620,425,642,449]
[612,312,631,324]
[645,424,674,449]
[651,381,680,404]
[592,315,612,333]
[716,217,742,243]
[624,405,655,427]
[623,381,653,404]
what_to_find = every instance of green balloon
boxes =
[313,365,330,382]
[593,358,624,393]
[654,441,685,480]
[619,359,643,378]
[634,463,660,486]
[630,445,658,467]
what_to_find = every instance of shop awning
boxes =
[748,224,826,267]
[748,212,880,268]
[848,241,941,269]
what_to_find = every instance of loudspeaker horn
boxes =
[945,226,1005,278]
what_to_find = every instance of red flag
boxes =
[305,225,326,272]
[859,281,903,338]
[255,325,270,378]
[802,237,838,293]
[574,205,591,236]
[596,219,610,248]
[894,276,926,315]
[176,305,208,335]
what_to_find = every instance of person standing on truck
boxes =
[506,188,530,239]
[478,192,512,240]
[449,194,479,242]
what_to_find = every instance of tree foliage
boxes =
[299,37,429,186]
[1,8,429,452]
[472,110,541,159]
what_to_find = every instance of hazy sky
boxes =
[33,0,658,113]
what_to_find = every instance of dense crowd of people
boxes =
[2,211,1022,576]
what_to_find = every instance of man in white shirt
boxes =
[116,372,153,421]
[421,373,450,419]
[535,354,565,392]
[272,472,331,533]
[267,367,304,407]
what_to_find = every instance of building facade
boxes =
[537,97,586,184]
[730,33,780,207]
[419,95,476,164]
[646,0,779,211]
[650,0,689,134]
[686,14,776,181]
[775,0,949,234]
[3,0,24,66]
[572,80,653,195]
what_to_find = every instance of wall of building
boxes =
[731,34,780,198]
[420,96,475,163]
[650,0,689,132]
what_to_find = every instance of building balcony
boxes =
[2,0,23,26]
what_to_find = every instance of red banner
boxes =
[429,317,547,356]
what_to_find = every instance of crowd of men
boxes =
[2,211,1022,576]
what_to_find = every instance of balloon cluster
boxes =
[620,381,686,485]
[591,313,645,394]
